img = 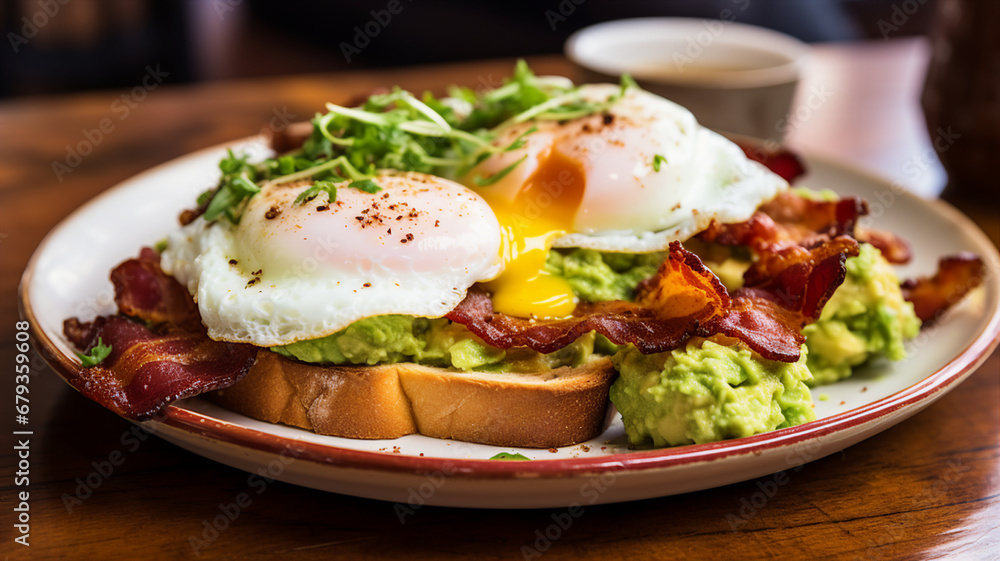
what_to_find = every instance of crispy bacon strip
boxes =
[731,140,917,265]
[700,189,912,265]
[759,192,867,241]
[699,183,914,268]
[743,236,859,320]
[712,296,806,360]
[902,253,986,323]
[63,251,258,419]
[447,240,856,362]
[447,244,729,355]
[698,192,867,253]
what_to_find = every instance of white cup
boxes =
[566,18,810,140]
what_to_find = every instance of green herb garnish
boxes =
[291,178,382,206]
[473,155,527,187]
[503,125,538,152]
[489,452,530,461]
[196,189,214,206]
[202,150,260,224]
[348,179,382,194]
[76,337,112,367]
[652,154,668,172]
[294,180,339,205]
[195,61,639,217]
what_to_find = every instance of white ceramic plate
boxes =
[22,138,1000,508]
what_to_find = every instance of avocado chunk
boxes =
[802,243,921,385]
[545,248,664,302]
[610,337,815,447]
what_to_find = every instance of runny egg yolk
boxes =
[477,150,586,319]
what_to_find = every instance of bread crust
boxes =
[209,351,617,448]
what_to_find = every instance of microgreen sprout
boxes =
[196,62,638,220]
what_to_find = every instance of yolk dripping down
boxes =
[478,150,586,319]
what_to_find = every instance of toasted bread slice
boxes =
[209,350,617,448]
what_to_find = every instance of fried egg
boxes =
[462,84,787,319]
[161,173,502,347]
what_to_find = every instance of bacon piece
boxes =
[713,296,805,361]
[698,188,917,266]
[63,315,257,419]
[447,244,729,355]
[700,190,915,271]
[63,250,258,419]
[758,192,867,241]
[902,253,986,323]
[743,236,859,321]
[448,240,856,362]
[633,244,731,319]
[112,248,201,331]
[855,227,912,264]
[446,290,687,355]
[698,192,867,253]
[731,140,808,183]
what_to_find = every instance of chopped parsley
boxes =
[76,337,112,367]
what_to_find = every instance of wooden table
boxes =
[3,38,998,560]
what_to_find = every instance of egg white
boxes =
[466,84,787,253]
[161,173,502,347]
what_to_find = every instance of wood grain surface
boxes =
[2,39,998,561]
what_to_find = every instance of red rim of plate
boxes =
[19,144,1000,480]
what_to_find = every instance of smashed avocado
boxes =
[545,248,664,302]
[272,315,596,373]
[609,337,815,447]
[272,249,662,372]
[802,243,920,385]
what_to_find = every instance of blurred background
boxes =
[0,0,938,99]
[2,0,995,206]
